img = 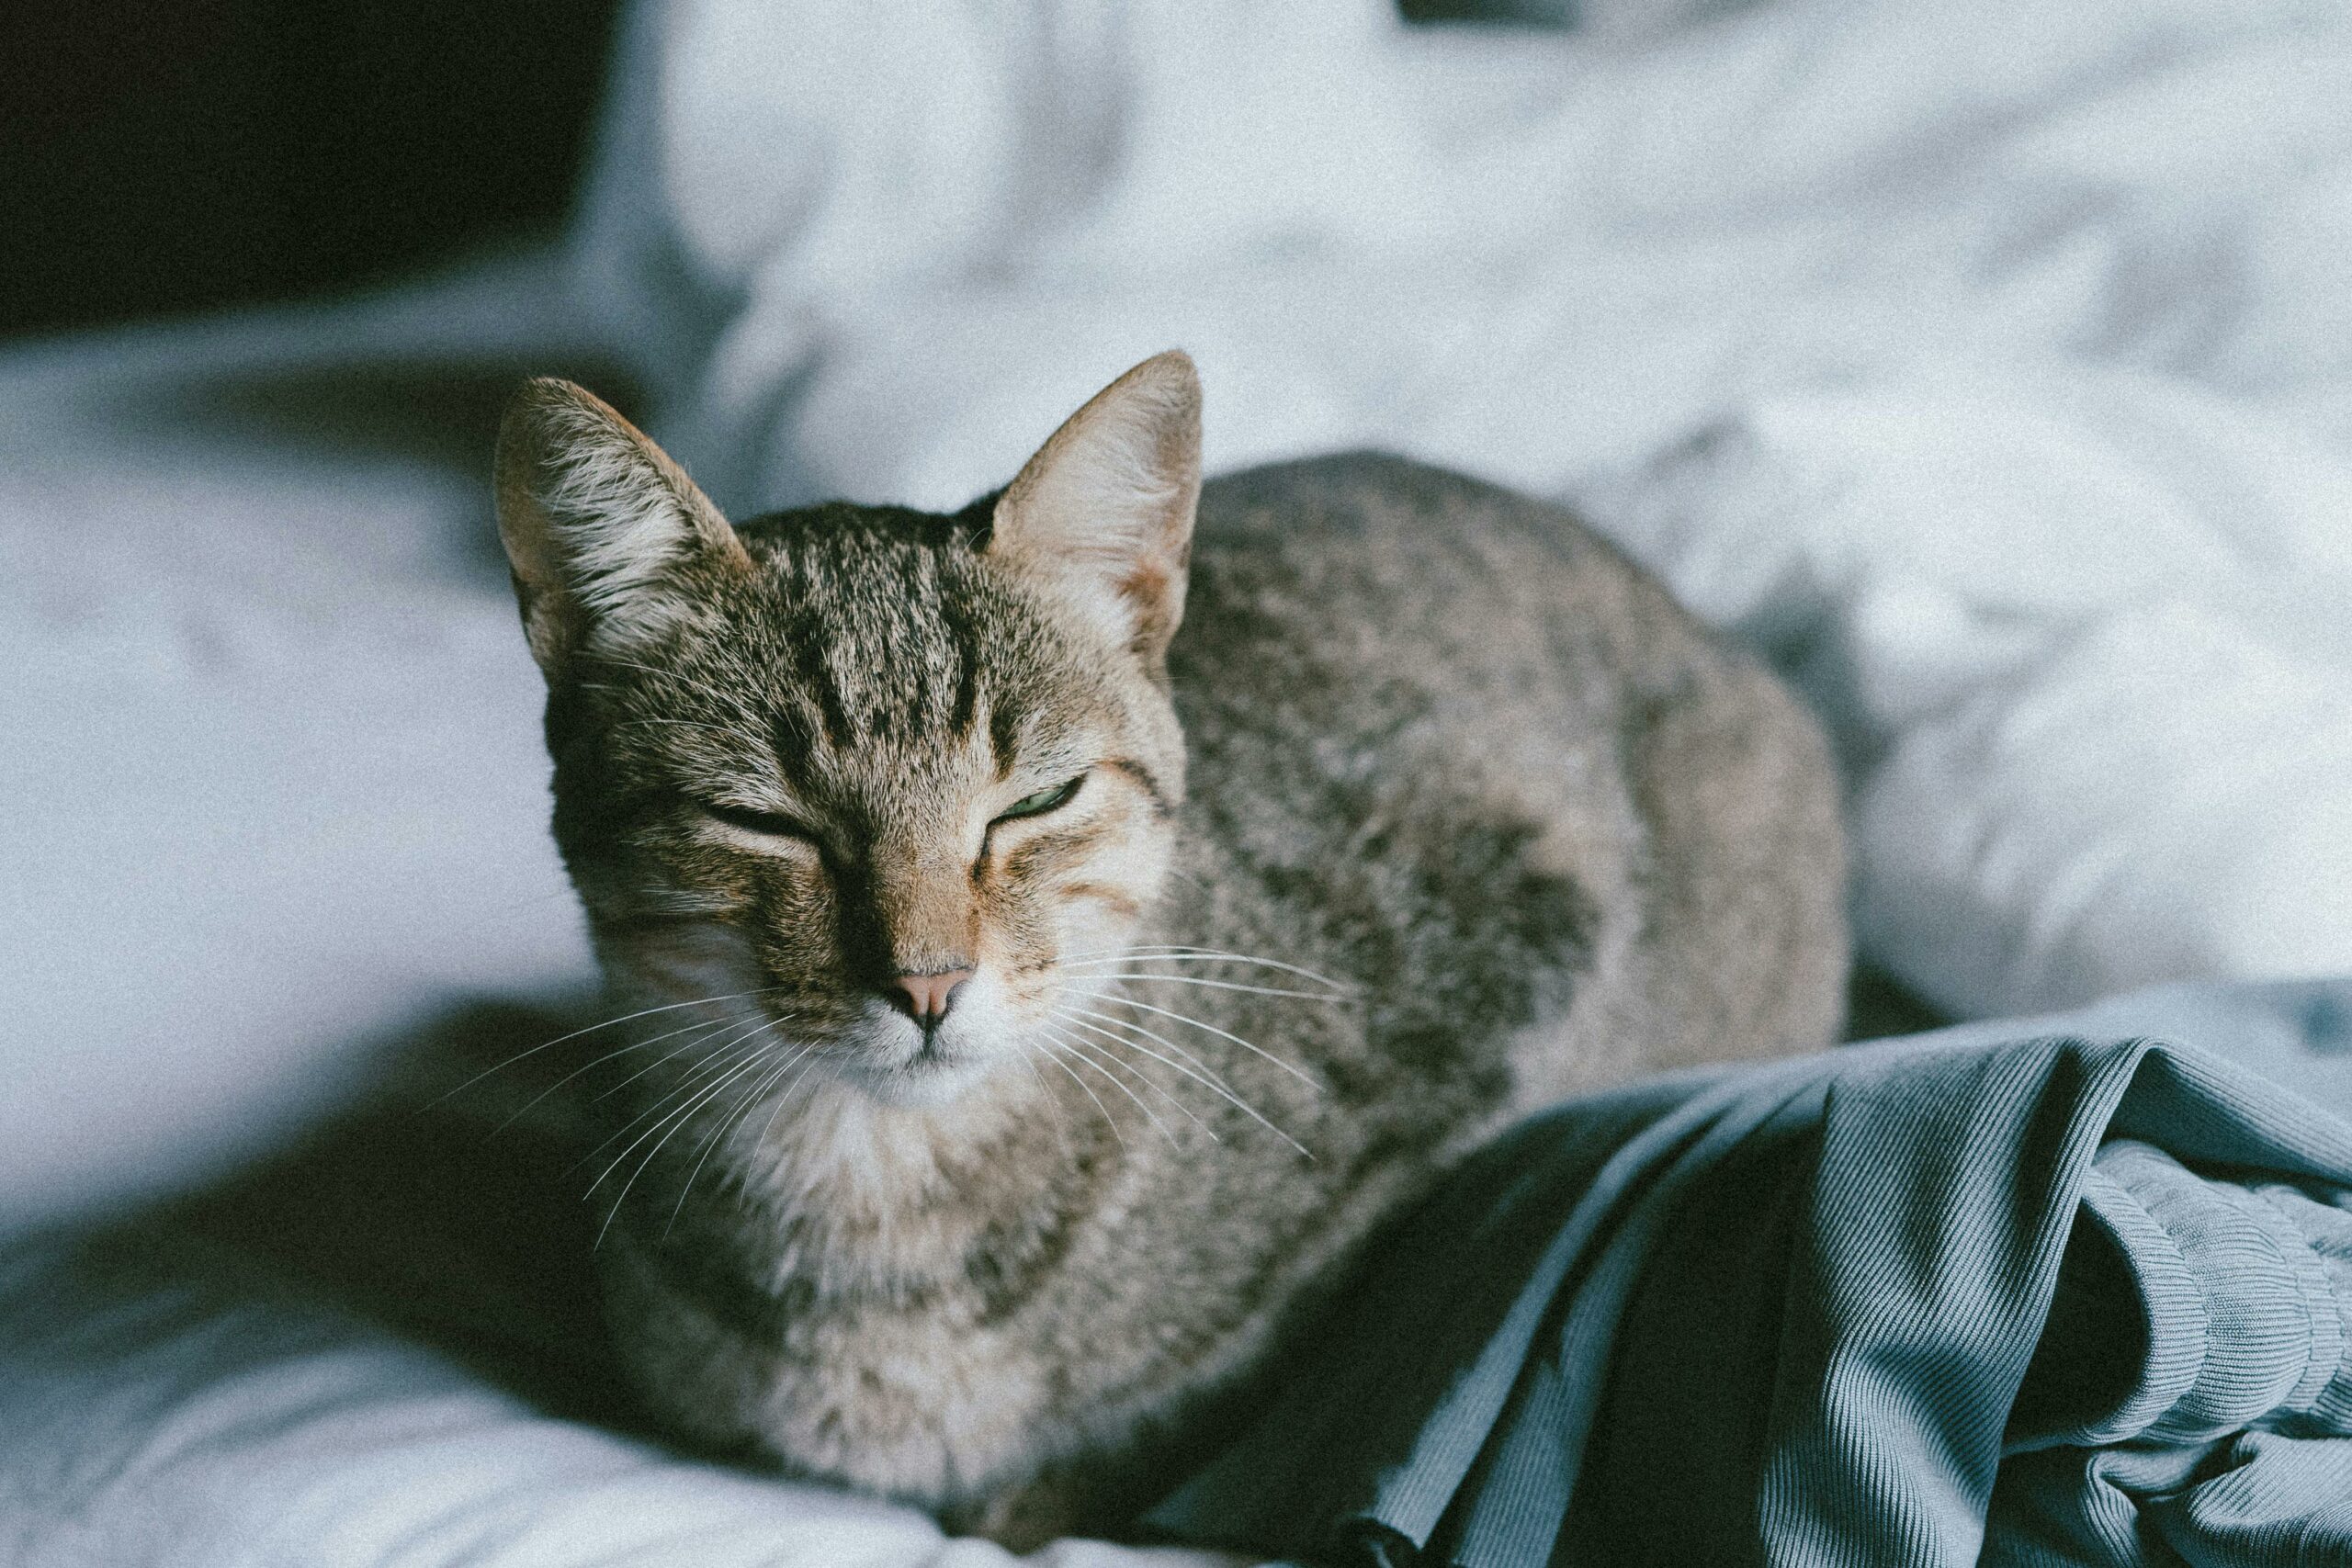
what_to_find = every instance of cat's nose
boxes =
[890,968,972,1029]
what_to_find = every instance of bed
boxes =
[7,0,2352,1561]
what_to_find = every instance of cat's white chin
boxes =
[840,983,1017,1109]
[854,1040,995,1109]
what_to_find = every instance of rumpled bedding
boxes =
[11,0,2352,1564]
[0,1236,1220,1568]
[584,0,2352,1021]
[11,985,2352,1566]
[1149,982,2352,1566]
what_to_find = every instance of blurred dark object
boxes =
[1845,962,1946,1043]
[1401,0,1577,22]
[1400,0,1750,31]
[0,0,623,338]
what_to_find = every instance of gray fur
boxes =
[493,360,1848,1546]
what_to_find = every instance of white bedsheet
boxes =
[0,254,595,1232]
[8,0,2352,1562]
[0,1235,1234,1568]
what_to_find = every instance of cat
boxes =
[492,350,1849,1546]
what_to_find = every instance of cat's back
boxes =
[1174,451,1847,1095]
[1182,451,1704,741]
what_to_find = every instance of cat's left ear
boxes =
[989,350,1202,667]
[494,378,752,678]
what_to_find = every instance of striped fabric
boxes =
[1148,982,2352,1566]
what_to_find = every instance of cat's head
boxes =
[496,353,1199,1107]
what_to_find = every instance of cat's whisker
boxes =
[1054,1003,1238,1097]
[1056,942,1269,964]
[570,1018,780,1170]
[1053,947,1352,992]
[664,1043,817,1238]
[1067,987,1325,1094]
[1041,1034,1179,1151]
[1029,1036,1129,1152]
[571,1049,758,1179]
[430,985,793,1104]
[1055,1010,1309,1159]
[1038,1026,1185,1148]
[1010,1041,1077,1164]
[1049,1024,1217,1143]
[663,1066,784,1230]
[594,1041,788,1247]
[588,1025,745,1108]
[489,1009,748,1137]
[1053,971,1344,1002]
[591,1007,794,1104]
[580,1034,770,1187]
[572,1029,761,1157]
[749,1039,843,1153]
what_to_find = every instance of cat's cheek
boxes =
[600,916,763,1006]
[1047,842,1170,960]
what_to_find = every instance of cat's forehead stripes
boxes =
[636,511,1092,830]
[760,530,986,750]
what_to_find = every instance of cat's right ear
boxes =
[989,351,1202,668]
[494,378,752,678]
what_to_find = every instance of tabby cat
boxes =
[492,352,1847,1545]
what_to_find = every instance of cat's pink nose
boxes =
[891,969,972,1029]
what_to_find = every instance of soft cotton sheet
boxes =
[0,1235,1234,1568]
[0,254,597,1232]
[11,0,2352,1564]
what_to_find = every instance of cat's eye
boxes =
[994,775,1084,824]
[703,802,817,841]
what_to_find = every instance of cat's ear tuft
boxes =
[494,378,752,677]
[989,351,1202,666]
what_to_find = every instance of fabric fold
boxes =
[1148,981,2352,1567]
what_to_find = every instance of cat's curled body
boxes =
[493,354,1846,1544]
